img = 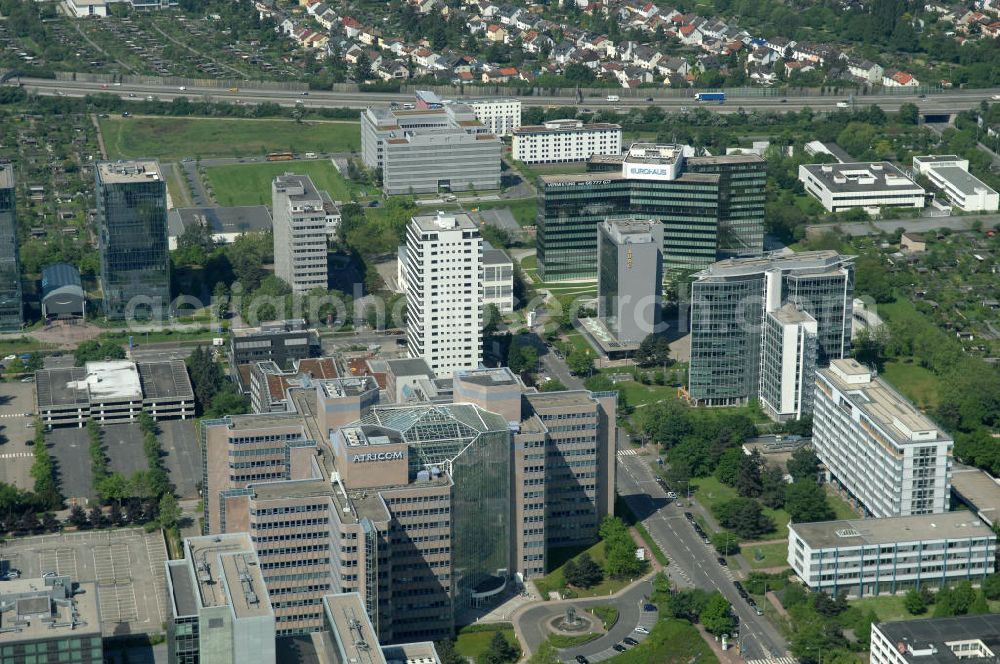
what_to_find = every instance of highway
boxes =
[19,77,1000,114]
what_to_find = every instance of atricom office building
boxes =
[201,369,615,642]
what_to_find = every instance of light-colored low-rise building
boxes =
[788,512,996,597]
[912,155,999,212]
[799,162,926,213]
[513,120,622,164]
[813,358,953,517]
[871,614,1000,664]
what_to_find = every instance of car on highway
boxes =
[575,656,589,664]
[780,98,787,103]
[128,92,135,98]
[613,644,628,652]
[645,96,654,102]
[993,94,1000,100]
[178,86,187,91]
[301,91,309,96]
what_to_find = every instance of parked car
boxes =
[613,644,627,652]
[42,571,58,578]
[643,603,656,612]
[717,557,728,566]
[634,626,650,634]
[624,637,639,646]
[4,569,20,580]
[575,656,589,664]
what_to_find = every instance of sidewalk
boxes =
[695,623,744,664]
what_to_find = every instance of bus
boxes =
[266,152,294,161]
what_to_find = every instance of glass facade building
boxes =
[536,151,765,281]
[0,165,22,331]
[95,160,170,320]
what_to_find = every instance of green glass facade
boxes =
[0,169,22,331]
[0,636,103,664]
[95,163,170,320]
[687,156,767,259]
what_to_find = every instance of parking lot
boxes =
[159,420,200,498]
[0,381,37,492]
[0,528,168,637]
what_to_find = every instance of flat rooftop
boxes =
[801,161,923,193]
[791,511,993,549]
[688,153,765,166]
[320,376,378,398]
[876,614,1000,663]
[0,164,13,188]
[602,218,660,244]
[251,477,332,502]
[0,578,100,643]
[622,143,685,165]
[928,166,996,196]
[454,367,521,387]
[770,302,817,325]
[275,173,323,204]
[185,533,272,619]
[411,211,478,232]
[137,360,194,400]
[323,593,384,664]
[515,120,620,135]
[97,160,162,184]
[820,358,951,446]
[168,205,272,238]
[695,250,853,280]
[950,463,1000,526]
[525,390,596,409]
[35,366,89,408]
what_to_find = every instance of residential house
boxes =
[679,24,703,45]
[552,41,577,64]
[486,24,507,42]
[845,57,883,84]
[632,45,663,69]
[883,69,919,86]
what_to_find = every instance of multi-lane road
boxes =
[18,76,1000,114]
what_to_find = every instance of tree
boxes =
[700,592,736,636]
[784,481,835,523]
[898,102,919,125]
[981,574,1000,600]
[564,552,602,588]
[787,449,821,482]
[434,640,465,664]
[600,516,646,579]
[25,352,44,372]
[635,334,671,367]
[968,591,990,615]
[714,448,742,486]
[353,51,373,83]
[760,466,787,509]
[566,347,593,376]
[713,498,774,539]
[539,379,567,392]
[507,338,538,374]
[74,338,126,366]
[175,219,216,266]
[68,505,88,529]
[480,631,519,664]
[158,493,181,530]
[562,558,578,586]
[904,588,927,615]
[666,588,711,621]
[711,531,741,556]
[88,505,105,529]
[483,303,502,337]
[735,450,763,497]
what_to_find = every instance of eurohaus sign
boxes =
[623,163,679,182]
[352,451,404,463]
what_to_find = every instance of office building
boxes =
[361,102,500,195]
[0,164,21,331]
[482,242,515,313]
[512,120,622,164]
[35,359,194,428]
[403,212,482,378]
[537,143,766,280]
[871,614,1000,664]
[272,174,329,294]
[166,533,276,664]
[814,358,954,517]
[0,576,102,664]
[41,263,86,320]
[201,370,616,640]
[247,357,341,413]
[593,219,663,347]
[95,160,170,320]
[465,98,522,136]
[758,304,818,421]
[228,319,321,372]
[799,162,926,213]
[912,155,999,213]
[788,513,996,598]
[688,251,854,410]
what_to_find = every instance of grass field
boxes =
[881,360,941,409]
[533,540,632,600]
[825,486,861,520]
[847,595,1000,622]
[100,116,360,160]
[607,618,719,664]
[204,160,366,207]
[454,626,518,659]
[472,198,538,227]
[691,476,792,539]
[739,542,791,570]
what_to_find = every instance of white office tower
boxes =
[404,212,483,378]
[272,174,328,293]
[813,358,954,517]
[759,303,818,422]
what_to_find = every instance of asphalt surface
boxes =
[21,77,1000,114]
[515,579,656,662]
[157,419,201,498]
[616,452,790,660]
[806,213,1000,237]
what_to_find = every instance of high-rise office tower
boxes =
[688,251,854,412]
[537,143,766,281]
[0,164,21,331]
[95,160,169,320]
[272,174,329,293]
[597,219,663,345]
[404,212,482,378]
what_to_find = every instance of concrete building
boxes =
[167,206,272,251]
[247,357,341,413]
[788,512,996,597]
[900,232,927,253]
[41,263,85,320]
[95,160,170,320]
[759,304,818,421]
[871,614,1000,664]
[361,102,500,195]
[0,164,21,331]
[166,533,276,664]
[403,212,482,378]
[537,143,766,280]
[383,357,434,403]
[688,251,854,410]
[799,162,926,213]
[0,576,102,664]
[464,98,522,137]
[35,360,194,427]
[482,242,515,313]
[912,155,999,213]
[512,120,622,164]
[950,463,1000,527]
[64,0,108,17]
[595,219,663,345]
[228,319,321,370]
[272,174,329,294]
[814,358,954,517]
[201,370,616,640]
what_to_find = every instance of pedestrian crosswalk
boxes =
[746,658,797,664]
[0,452,34,459]
[0,412,33,419]
[617,448,640,457]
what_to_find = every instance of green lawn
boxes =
[204,160,366,207]
[881,360,941,409]
[473,198,538,227]
[100,116,360,160]
[691,476,792,539]
[739,542,791,570]
[520,254,537,271]
[847,595,1000,622]
[825,487,861,520]
[454,626,518,659]
[605,618,719,664]
[533,540,632,600]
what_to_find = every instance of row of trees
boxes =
[665,587,736,637]
[186,346,249,419]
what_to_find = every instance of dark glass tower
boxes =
[0,164,21,331]
[95,160,169,320]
